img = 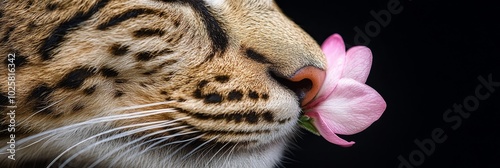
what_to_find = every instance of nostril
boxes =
[270,72,313,101]
[270,66,326,106]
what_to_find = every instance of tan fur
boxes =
[0,0,326,167]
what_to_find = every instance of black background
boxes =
[275,0,500,167]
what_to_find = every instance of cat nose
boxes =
[290,66,326,106]
[271,66,326,106]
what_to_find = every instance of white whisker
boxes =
[88,118,189,168]
[136,130,199,156]
[181,135,219,160]
[109,101,175,112]
[0,108,176,152]
[153,134,201,151]
[221,142,239,168]
[18,98,66,125]
[205,142,230,166]
[13,132,53,151]
[106,130,200,167]
[163,134,205,159]
[48,120,169,168]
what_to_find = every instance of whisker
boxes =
[0,108,176,152]
[18,97,67,125]
[205,142,230,166]
[132,130,199,156]
[163,134,206,160]
[109,101,176,112]
[48,120,170,168]
[107,130,199,167]
[87,120,189,168]
[181,135,219,160]
[199,142,218,160]
[221,142,239,168]
[12,132,53,152]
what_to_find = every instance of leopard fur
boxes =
[0,0,326,167]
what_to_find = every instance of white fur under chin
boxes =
[109,140,288,168]
[0,127,290,168]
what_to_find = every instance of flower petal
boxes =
[310,34,346,107]
[311,78,386,135]
[343,46,372,83]
[307,111,355,147]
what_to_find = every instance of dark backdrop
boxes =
[275,0,500,167]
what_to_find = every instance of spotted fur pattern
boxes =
[0,0,326,167]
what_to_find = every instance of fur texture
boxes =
[0,0,326,167]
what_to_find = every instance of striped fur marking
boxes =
[245,48,271,64]
[175,108,288,125]
[40,0,110,60]
[57,67,96,89]
[133,28,165,38]
[109,44,130,56]
[156,0,228,59]
[29,84,54,114]
[97,8,160,30]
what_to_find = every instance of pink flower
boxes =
[299,34,387,147]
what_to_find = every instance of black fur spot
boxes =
[204,93,222,104]
[245,112,259,124]
[245,48,270,64]
[4,54,28,67]
[142,70,157,75]
[101,67,119,77]
[229,114,243,123]
[193,89,203,99]
[46,3,58,11]
[135,52,154,61]
[2,27,14,43]
[261,94,269,100]
[25,0,34,9]
[166,37,174,43]
[72,104,85,112]
[197,80,209,88]
[83,85,97,95]
[57,68,95,89]
[173,20,180,27]
[40,0,110,60]
[161,60,178,67]
[135,49,173,61]
[227,90,243,101]
[29,85,52,98]
[29,84,54,114]
[163,77,172,82]
[248,91,259,99]
[160,91,168,95]
[262,112,274,122]
[109,44,129,56]
[27,22,38,31]
[133,28,165,38]
[115,79,127,83]
[214,75,230,83]
[278,118,291,124]
[0,93,9,107]
[114,90,124,98]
